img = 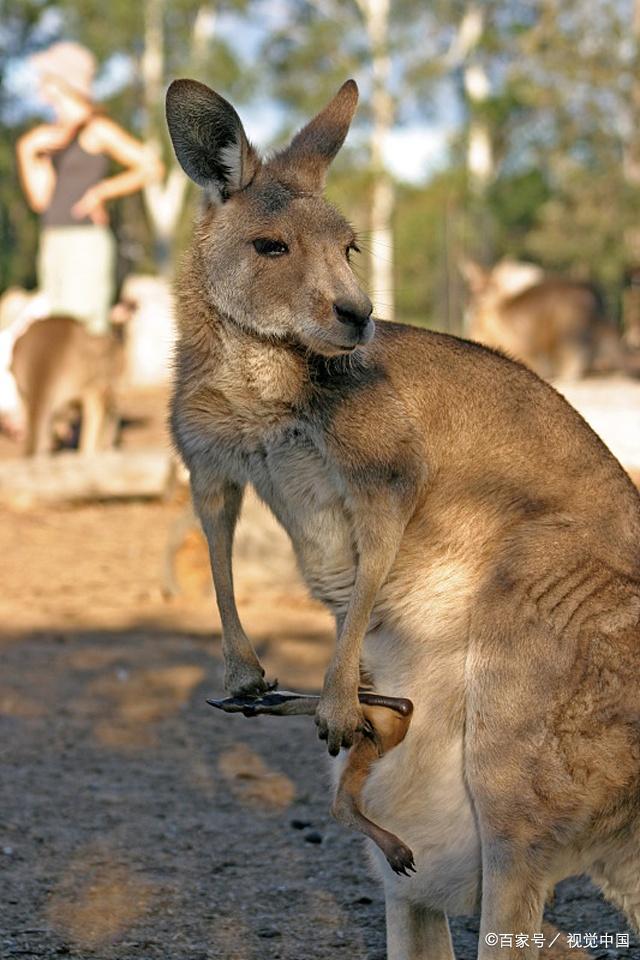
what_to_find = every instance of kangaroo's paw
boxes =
[225,659,275,698]
[315,693,364,756]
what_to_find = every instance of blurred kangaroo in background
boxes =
[462,259,636,379]
[11,315,122,456]
[167,78,640,958]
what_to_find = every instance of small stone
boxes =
[2,846,14,856]
[290,818,312,830]
[304,831,323,844]
[256,927,282,939]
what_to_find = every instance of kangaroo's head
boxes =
[166,79,374,357]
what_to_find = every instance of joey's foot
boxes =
[383,837,416,877]
[225,661,277,698]
[315,695,364,756]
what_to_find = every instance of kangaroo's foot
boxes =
[224,655,276,698]
[333,792,416,877]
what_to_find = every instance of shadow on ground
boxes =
[1,624,638,960]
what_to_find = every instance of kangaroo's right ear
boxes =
[165,79,260,202]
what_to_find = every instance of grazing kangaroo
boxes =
[462,259,628,380]
[11,315,122,456]
[166,78,640,957]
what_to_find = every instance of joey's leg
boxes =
[385,894,454,960]
[315,495,415,755]
[333,733,415,875]
[195,480,269,696]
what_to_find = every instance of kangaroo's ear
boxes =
[276,80,359,192]
[460,259,489,296]
[166,79,260,202]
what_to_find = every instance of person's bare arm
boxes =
[71,117,164,224]
[16,124,74,213]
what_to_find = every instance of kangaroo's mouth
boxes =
[316,318,376,356]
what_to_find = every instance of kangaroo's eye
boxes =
[346,241,361,262]
[253,238,289,257]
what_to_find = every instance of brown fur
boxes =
[11,315,122,456]
[167,79,640,957]
[464,261,631,379]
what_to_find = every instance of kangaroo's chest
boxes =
[243,423,357,609]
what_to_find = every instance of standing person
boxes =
[16,42,163,335]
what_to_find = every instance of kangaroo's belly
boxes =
[352,552,483,913]
[245,429,356,610]
[357,626,480,913]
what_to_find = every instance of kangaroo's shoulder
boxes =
[370,318,525,368]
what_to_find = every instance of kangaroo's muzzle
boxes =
[333,299,375,345]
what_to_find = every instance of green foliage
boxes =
[487,168,550,254]
[0,121,39,290]
[0,1,61,289]
[394,170,470,332]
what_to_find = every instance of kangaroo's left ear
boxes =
[275,80,359,193]
[165,79,260,202]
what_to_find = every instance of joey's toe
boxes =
[386,840,416,877]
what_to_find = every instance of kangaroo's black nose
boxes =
[334,299,373,328]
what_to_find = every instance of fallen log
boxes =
[0,448,175,508]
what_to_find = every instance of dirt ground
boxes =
[1,388,640,960]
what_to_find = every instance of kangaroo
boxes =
[166,78,640,958]
[463,259,628,380]
[11,315,122,456]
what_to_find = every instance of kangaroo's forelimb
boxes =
[195,479,274,697]
[192,475,272,696]
[317,489,417,755]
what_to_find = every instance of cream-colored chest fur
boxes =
[245,422,356,611]
[196,339,359,611]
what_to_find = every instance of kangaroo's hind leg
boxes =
[476,838,550,960]
[385,895,455,960]
[25,383,55,456]
[332,701,415,875]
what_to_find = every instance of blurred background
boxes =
[0,0,640,332]
[4,0,640,329]
[2,2,640,959]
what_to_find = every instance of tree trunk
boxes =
[444,4,494,262]
[444,3,493,193]
[623,0,640,343]
[141,0,217,276]
[464,61,493,191]
[356,0,395,321]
